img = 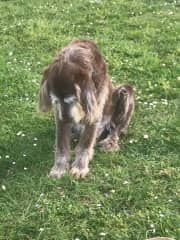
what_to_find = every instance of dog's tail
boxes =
[116,84,134,117]
[112,83,135,135]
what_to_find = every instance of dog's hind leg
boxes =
[98,84,134,152]
[49,105,71,178]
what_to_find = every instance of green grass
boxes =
[0,0,179,239]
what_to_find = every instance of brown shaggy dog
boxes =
[39,39,134,179]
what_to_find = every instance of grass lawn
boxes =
[0,0,179,239]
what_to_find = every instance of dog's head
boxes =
[38,64,86,123]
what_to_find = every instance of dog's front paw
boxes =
[70,162,89,179]
[98,137,119,152]
[49,165,67,179]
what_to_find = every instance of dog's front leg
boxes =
[49,107,71,178]
[70,122,98,179]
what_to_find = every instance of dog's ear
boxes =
[80,81,99,124]
[38,69,52,112]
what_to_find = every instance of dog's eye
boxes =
[50,93,59,104]
[64,95,77,104]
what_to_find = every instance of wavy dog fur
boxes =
[39,39,134,179]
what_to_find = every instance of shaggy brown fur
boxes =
[39,39,134,179]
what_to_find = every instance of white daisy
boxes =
[143,134,149,139]
[100,232,106,236]
[1,185,6,191]
[123,181,129,185]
